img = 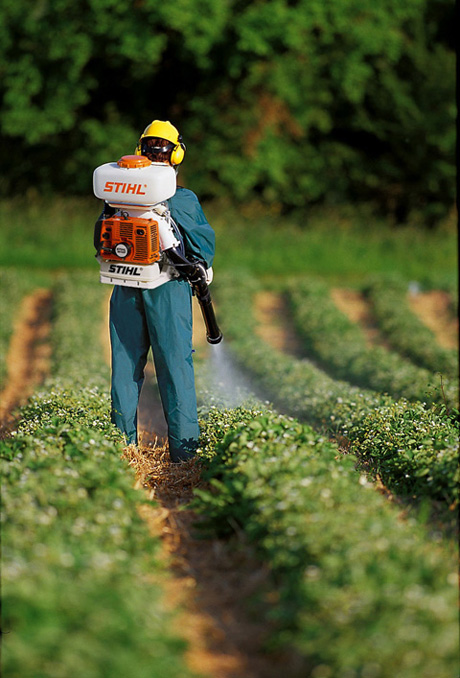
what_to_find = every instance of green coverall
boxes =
[107,187,215,461]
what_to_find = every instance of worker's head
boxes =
[135,120,186,166]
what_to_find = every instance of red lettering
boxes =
[103,181,146,195]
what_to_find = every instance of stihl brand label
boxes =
[108,264,141,276]
[103,181,146,195]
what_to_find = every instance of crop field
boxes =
[1,203,458,678]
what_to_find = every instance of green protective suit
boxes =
[108,187,215,461]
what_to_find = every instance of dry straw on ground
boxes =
[122,439,305,678]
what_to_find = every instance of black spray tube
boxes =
[166,248,223,345]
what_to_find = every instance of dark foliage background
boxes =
[0,0,455,224]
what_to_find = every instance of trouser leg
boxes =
[109,286,149,445]
[142,280,199,462]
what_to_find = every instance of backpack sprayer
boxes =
[93,155,222,344]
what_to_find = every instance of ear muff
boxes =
[170,135,186,166]
[133,121,185,164]
[135,138,185,164]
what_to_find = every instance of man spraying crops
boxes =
[93,120,218,462]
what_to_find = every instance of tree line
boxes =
[0,0,455,225]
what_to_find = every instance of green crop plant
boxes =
[194,408,458,678]
[213,271,459,515]
[1,404,198,678]
[364,274,458,379]
[49,270,110,387]
[1,270,199,678]
[285,277,458,409]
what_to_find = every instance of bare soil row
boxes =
[254,288,458,356]
[0,288,53,433]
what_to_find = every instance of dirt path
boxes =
[254,291,305,357]
[408,290,458,350]
[0,289,53,432]
[124,445,303,678]
[331,287,458,352]
[330,288,388,347]
[102,295,303,678]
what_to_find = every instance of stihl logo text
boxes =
[104,181,146,195]
[109,264,141,276]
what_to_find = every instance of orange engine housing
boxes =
[100,216,160,265]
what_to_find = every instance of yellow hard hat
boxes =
[135,120,186,166]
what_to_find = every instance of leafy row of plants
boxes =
[284,277,458,408]
[0,267,52,389]
[363,275,458,379]
[1,270,199,678]
[193,407,458,678]
[213,271,459,513]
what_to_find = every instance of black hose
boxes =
[165,248,223,344]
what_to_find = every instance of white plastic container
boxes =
[93,156,176,207]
